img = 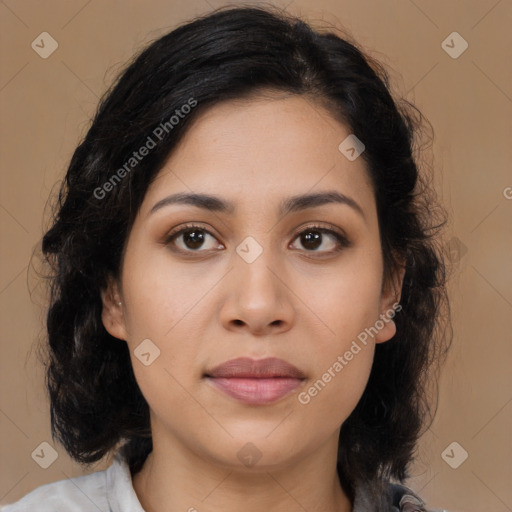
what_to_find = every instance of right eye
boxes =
[164,224,224,253]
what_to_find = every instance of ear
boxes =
[375,260,406,344]
[100,275,128,341]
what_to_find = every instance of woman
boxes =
[3,5,450,511]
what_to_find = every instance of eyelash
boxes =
[163,222,351,256]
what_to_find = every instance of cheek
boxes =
[303,256,383,349]
[297,342,375,432]
[294,254,381,421]
[119,273,210,408]
[127,356,200,443]
[120,248,213,342]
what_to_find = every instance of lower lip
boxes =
[207,377,303,405]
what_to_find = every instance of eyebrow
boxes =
[149,190,365,220]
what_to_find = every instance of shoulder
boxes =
[1,453,144,512]
[1,469,108,512]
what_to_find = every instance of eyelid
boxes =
[163,222,221,246]
[291,222,349,242]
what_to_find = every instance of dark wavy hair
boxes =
[38,4,451,502]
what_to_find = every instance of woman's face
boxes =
[102,92,402,471]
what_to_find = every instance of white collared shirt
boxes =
[2,453,144,512]
[2,453,434,512]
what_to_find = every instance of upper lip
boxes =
[205,357,306,379]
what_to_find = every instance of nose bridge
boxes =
[235,233,283,304]
[219,232,295,334]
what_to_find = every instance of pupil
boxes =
[302,231,321,250]
[184,230,205,249]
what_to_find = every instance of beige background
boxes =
[1,1,511,511]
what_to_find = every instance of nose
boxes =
[219,248,296,337]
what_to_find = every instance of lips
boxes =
[205,357,306,405]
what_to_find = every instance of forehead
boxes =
[141,93,374,217]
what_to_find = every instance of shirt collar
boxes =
[106,453,427,512]
[106,452,146,512]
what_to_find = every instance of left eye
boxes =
[289,226,349,253]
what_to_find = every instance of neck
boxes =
[132,429,352,512]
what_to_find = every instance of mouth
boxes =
[204,357,306,405]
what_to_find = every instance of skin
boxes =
[101,91,404,512]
